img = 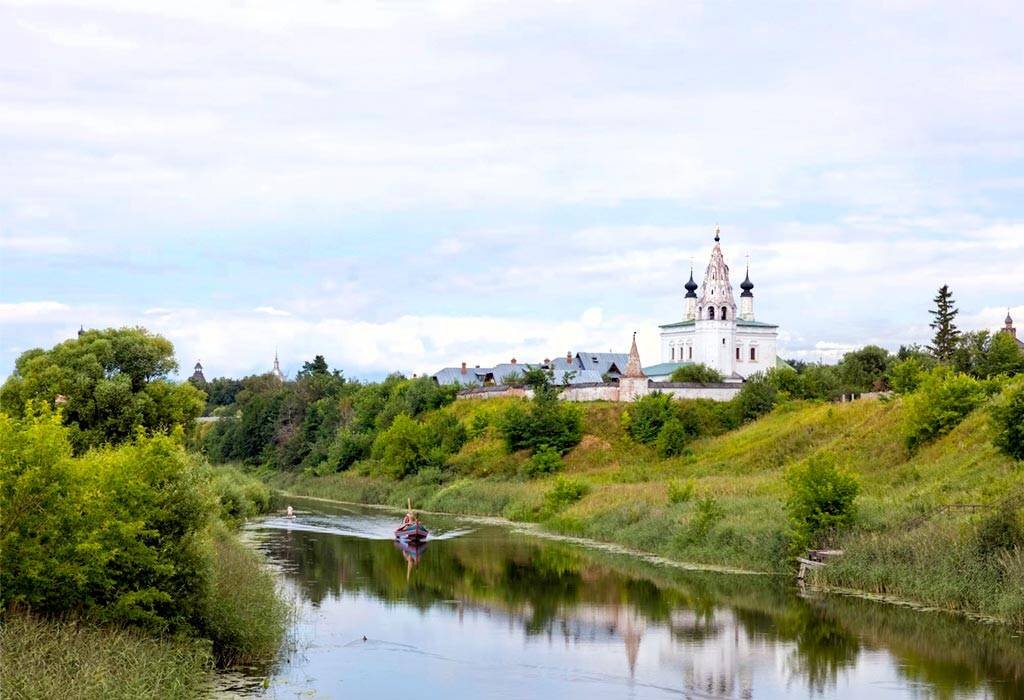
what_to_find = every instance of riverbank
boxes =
[266,397,1024,629]
[0,413,288,698]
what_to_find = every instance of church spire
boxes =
[697,226,736,320]
[272,350,285,382]
[624,332,645,378]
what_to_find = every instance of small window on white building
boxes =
[688,346,693,360]
[709,307,716,320]
[735,347,740,360]
[671,346,675,360]
[721,306,728,319]
[750,347,757,361]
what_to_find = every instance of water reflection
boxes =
[242,501,1022,699]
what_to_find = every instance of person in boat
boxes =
[402,509,415,526]
[286,505,294,518]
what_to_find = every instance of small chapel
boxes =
[656,228,779,380]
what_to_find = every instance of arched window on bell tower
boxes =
[708,307,715,320]
[721,306,728,320]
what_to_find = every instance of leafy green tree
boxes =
[0,408,215,631]
[499,370,582,454]
[888,356,932,394]
[982,332,1024,378]
[797,364,842,401]
[928,284,960,363]
[622,392,675,444]
[733,372,778,422]
[297,354,330,377]
[903,367,987,451]
[0,327,205,453]
[837,345,891,392]
[991,379,1024,461]
[669,363,724,383]
[764,367,802,398]
[784,455,860,551]
[205,377,244,408]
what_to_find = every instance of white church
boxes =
[653,228,780,381]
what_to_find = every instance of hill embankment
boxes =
[268,396,1024,628]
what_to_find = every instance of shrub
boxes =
[676,398,733,436]
[991,380,1024,461]
[903,367,987,451]
[733,373,778,423]
[669,363,723,383]
[467,412,490,438]
[684,495,724,542]
[888,356,934,394]
[622,392,675,443]
[522,445,563,478]
[974,502,1024,557]
[667,479,695,504]
[543,476,589,512]
[499,396,582,454]
[784,455,860,551]
[210,465,273,523]
[325,429,374,472]
[0,409,215,632]
[656,417,690,457]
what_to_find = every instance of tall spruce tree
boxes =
[928,284,960,363]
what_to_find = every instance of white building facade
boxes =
[658,229,779,380]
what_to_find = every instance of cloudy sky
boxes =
[1,0,1022,380]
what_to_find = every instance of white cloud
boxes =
[254,306,291,317]
[0,301,70,322]
[0,235,78,254]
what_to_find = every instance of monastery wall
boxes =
[456,381,739,403]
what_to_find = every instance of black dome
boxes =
[740,270,754,297]
[684,270,698,297]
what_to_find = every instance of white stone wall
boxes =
[654,384,741,401]
[694,319,737,376]
[733,327,777,378]
[455,382,740,403]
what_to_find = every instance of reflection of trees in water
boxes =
[806,595,1024,700]
[255,525,1016,698]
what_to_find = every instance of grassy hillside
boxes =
[269,395,1024,627]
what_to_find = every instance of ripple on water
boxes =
[248,513,474,542]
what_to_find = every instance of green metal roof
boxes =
[642,361,692,376]
[775,357,795,371]
[658,320,695,329]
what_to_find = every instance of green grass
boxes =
[202,521,290,667]
[268,395,1024,627]
[0,611,211,700]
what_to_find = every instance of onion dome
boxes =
[1007,311,1014,326]
[740,267,754,298]
[684,269,698,298]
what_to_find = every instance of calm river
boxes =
[219,498,1022,699]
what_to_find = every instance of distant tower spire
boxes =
[624,332,646,378]
[272,350,285,382]
[77,325,84,338]
[714,224,720,242]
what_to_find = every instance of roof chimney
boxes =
[566,351,572,363]
[511,358,517,365]
[460,362,467,375]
